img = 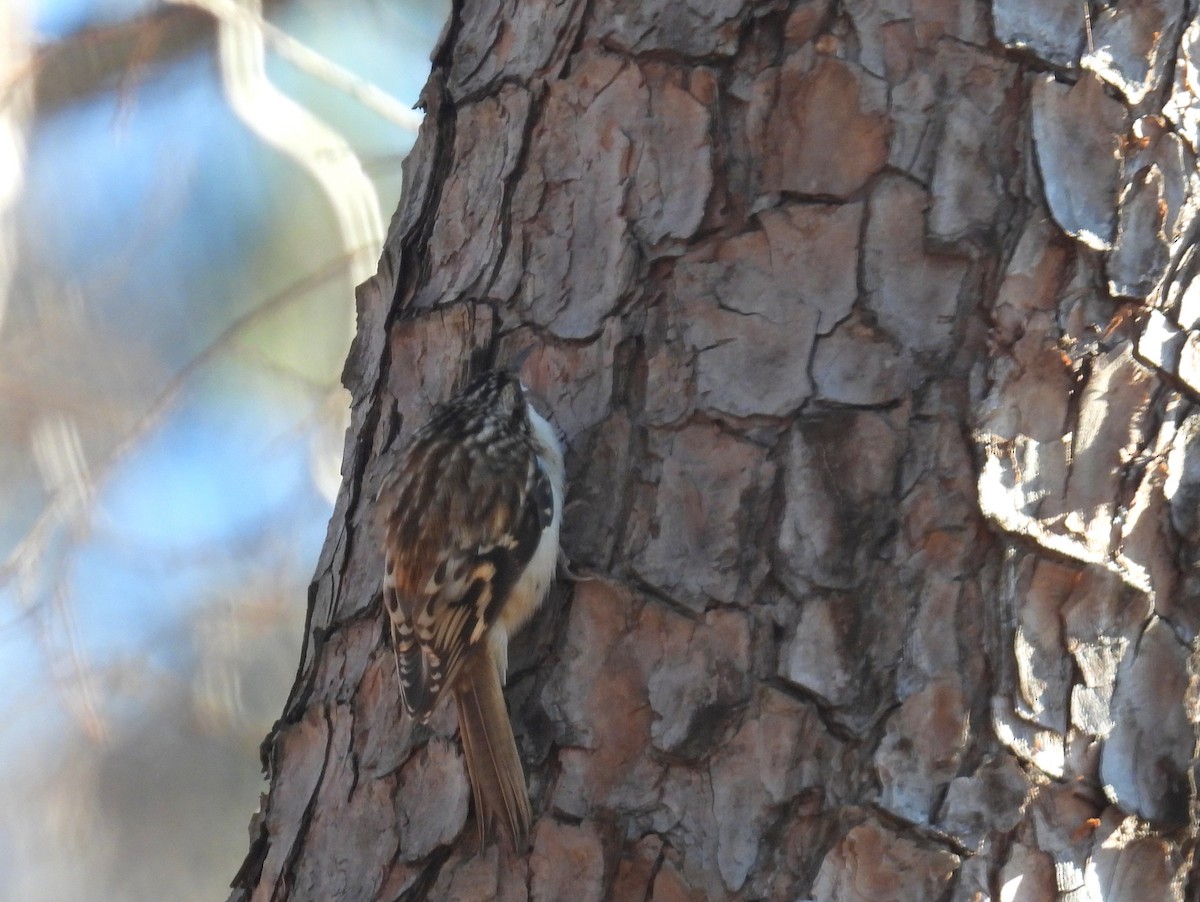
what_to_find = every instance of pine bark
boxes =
[231,1,1200,899]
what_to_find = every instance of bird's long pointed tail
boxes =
[454,648,532,851]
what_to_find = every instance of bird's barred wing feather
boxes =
[382,417,554,722]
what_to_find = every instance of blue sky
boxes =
[0,2,447,896]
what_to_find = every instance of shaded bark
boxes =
[232,1,1200,899]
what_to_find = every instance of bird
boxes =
[377,368,564,851]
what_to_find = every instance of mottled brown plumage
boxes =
[378,370,564,850]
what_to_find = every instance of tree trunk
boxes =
[231,1,1200,899]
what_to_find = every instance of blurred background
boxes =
[0,0,447,897]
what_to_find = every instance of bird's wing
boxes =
[383,427,552,721]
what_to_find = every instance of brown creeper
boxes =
[378,369,564,851]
